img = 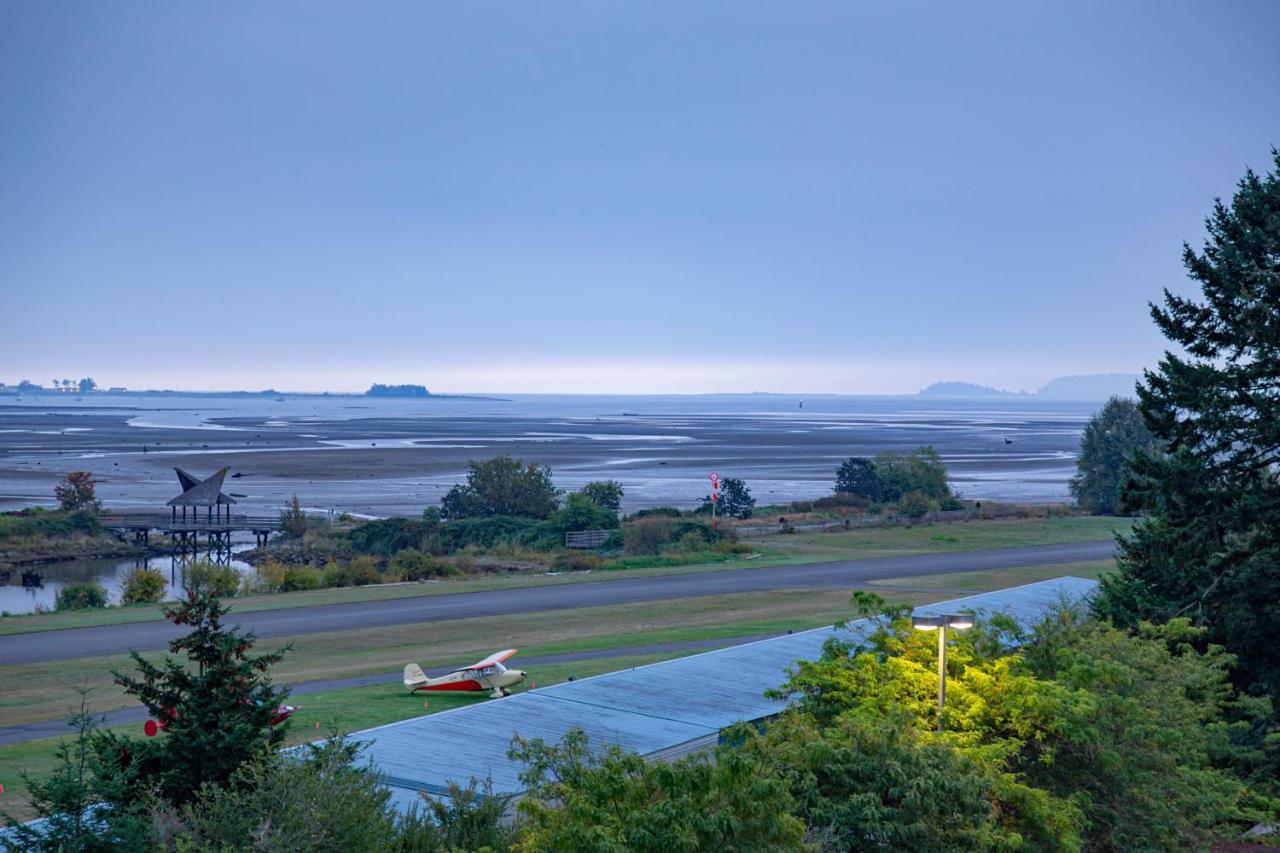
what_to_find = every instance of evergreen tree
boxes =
[1069,396,1158,514]
[835,456,882,501]
[2,689,152,851]
[100,585,292,806]
[1098,150,1280,714]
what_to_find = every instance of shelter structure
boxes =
[166,467,237,554]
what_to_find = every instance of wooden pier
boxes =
[98,514,280,551]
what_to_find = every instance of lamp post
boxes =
[911,613,973,731]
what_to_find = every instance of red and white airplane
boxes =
[403,649,526,699]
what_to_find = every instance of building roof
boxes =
[346,575,1098,812]
[166,466,236,506]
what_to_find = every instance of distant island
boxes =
[366,383,432,398]
[918,373,1142,401]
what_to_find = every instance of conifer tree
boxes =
[100,584,292,806]
[1098,150,1280,711]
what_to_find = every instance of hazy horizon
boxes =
[3,3,1278,394]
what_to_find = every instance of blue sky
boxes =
[2,2,1277,394]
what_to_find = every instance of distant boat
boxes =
[621,412,640,416]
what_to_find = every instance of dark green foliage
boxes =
[104,586,291,806]
[548,492,621,534]
[397,779,516,852]
[1098,150,1280,718]
[575,480,624,512]
[812,493,868,511]
[440,455,561,520]
[628,506,684,519]
[166,738,399,851]
[1069,396,1157,514]
[54,471,101,513]
[0,507,100,541]
[346,516,432,555]
[433,515,543,551]
[55,581,107,610]
[874,446,953,503]
[120,567,167,605]
[2,689,153,851]
[835,456,882,501]
[511,728,806,851]
[698,476,756,519]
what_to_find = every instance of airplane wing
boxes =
[460,649,518,671]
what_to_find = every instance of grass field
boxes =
[0,650,697,822]
[0,515,1130,637]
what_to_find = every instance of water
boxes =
[0,392,1096,516]
[0,549,255,616]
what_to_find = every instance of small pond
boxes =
[1,546,256,615]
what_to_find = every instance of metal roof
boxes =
[347,575,1098,811]
[167,466,236,506]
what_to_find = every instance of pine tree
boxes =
[1,688,152,850]
[100,585,292,806]
[1098,150,1280,711]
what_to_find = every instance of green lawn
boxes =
[0,515,1128,637]
[867,559,1114,592]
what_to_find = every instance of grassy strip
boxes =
[1,589,915,728]
[0,516,1130,637]
[0,651,693,823]
[866,559,1113,591]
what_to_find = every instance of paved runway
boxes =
[0,540,1113,667]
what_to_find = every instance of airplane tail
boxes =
[403,663,428,690]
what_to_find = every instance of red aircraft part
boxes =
[413,679,484,693]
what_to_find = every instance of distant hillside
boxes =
[918,381,1022,398]
[366,384,431,398]
[1036,374,1141,400]
[917,374,1142,401]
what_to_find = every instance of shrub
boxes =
[895,489,938,519]
[671,531,711,554]
[623,518,676,555]
[121,567,167,605]
[346,517,431,556]
[54,471,102,513]
[281,564,326,591]
[278,494,308,539]
[435,516,543,552]
[185,563,243,597]
[552,552,604,572]
[629,507,683,519]
[439,455,561,520]
[388,549,456,581]
[788,500,814,513]
[813,493,868,511]
[325,556,381,587]
[55,581,107,610]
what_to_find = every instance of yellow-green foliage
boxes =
[120,567,167,605]
[776,602,1278,851]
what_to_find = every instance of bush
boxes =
[813,493,868,511]
[324,556,382,587]
[121,567,167,605]
[346,517,431,556]
[185,563,243,597]
[0,508,100,542]
[281,564,326,591]
[623,518,676,555]
[435,516,543,552]
[440,455,561,520]
[552,552,604,572]
[629,506,683,519]
[55,581,107,610]
[894,489,938,519]
[388,549,457,581]
[874,446,953,503]
[671,531,712,554]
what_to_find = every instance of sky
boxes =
[1,2,1278,395]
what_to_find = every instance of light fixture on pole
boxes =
[911,613,973,731]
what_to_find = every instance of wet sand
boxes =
[0,393,1093,516]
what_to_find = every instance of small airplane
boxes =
[403,649,526,699]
